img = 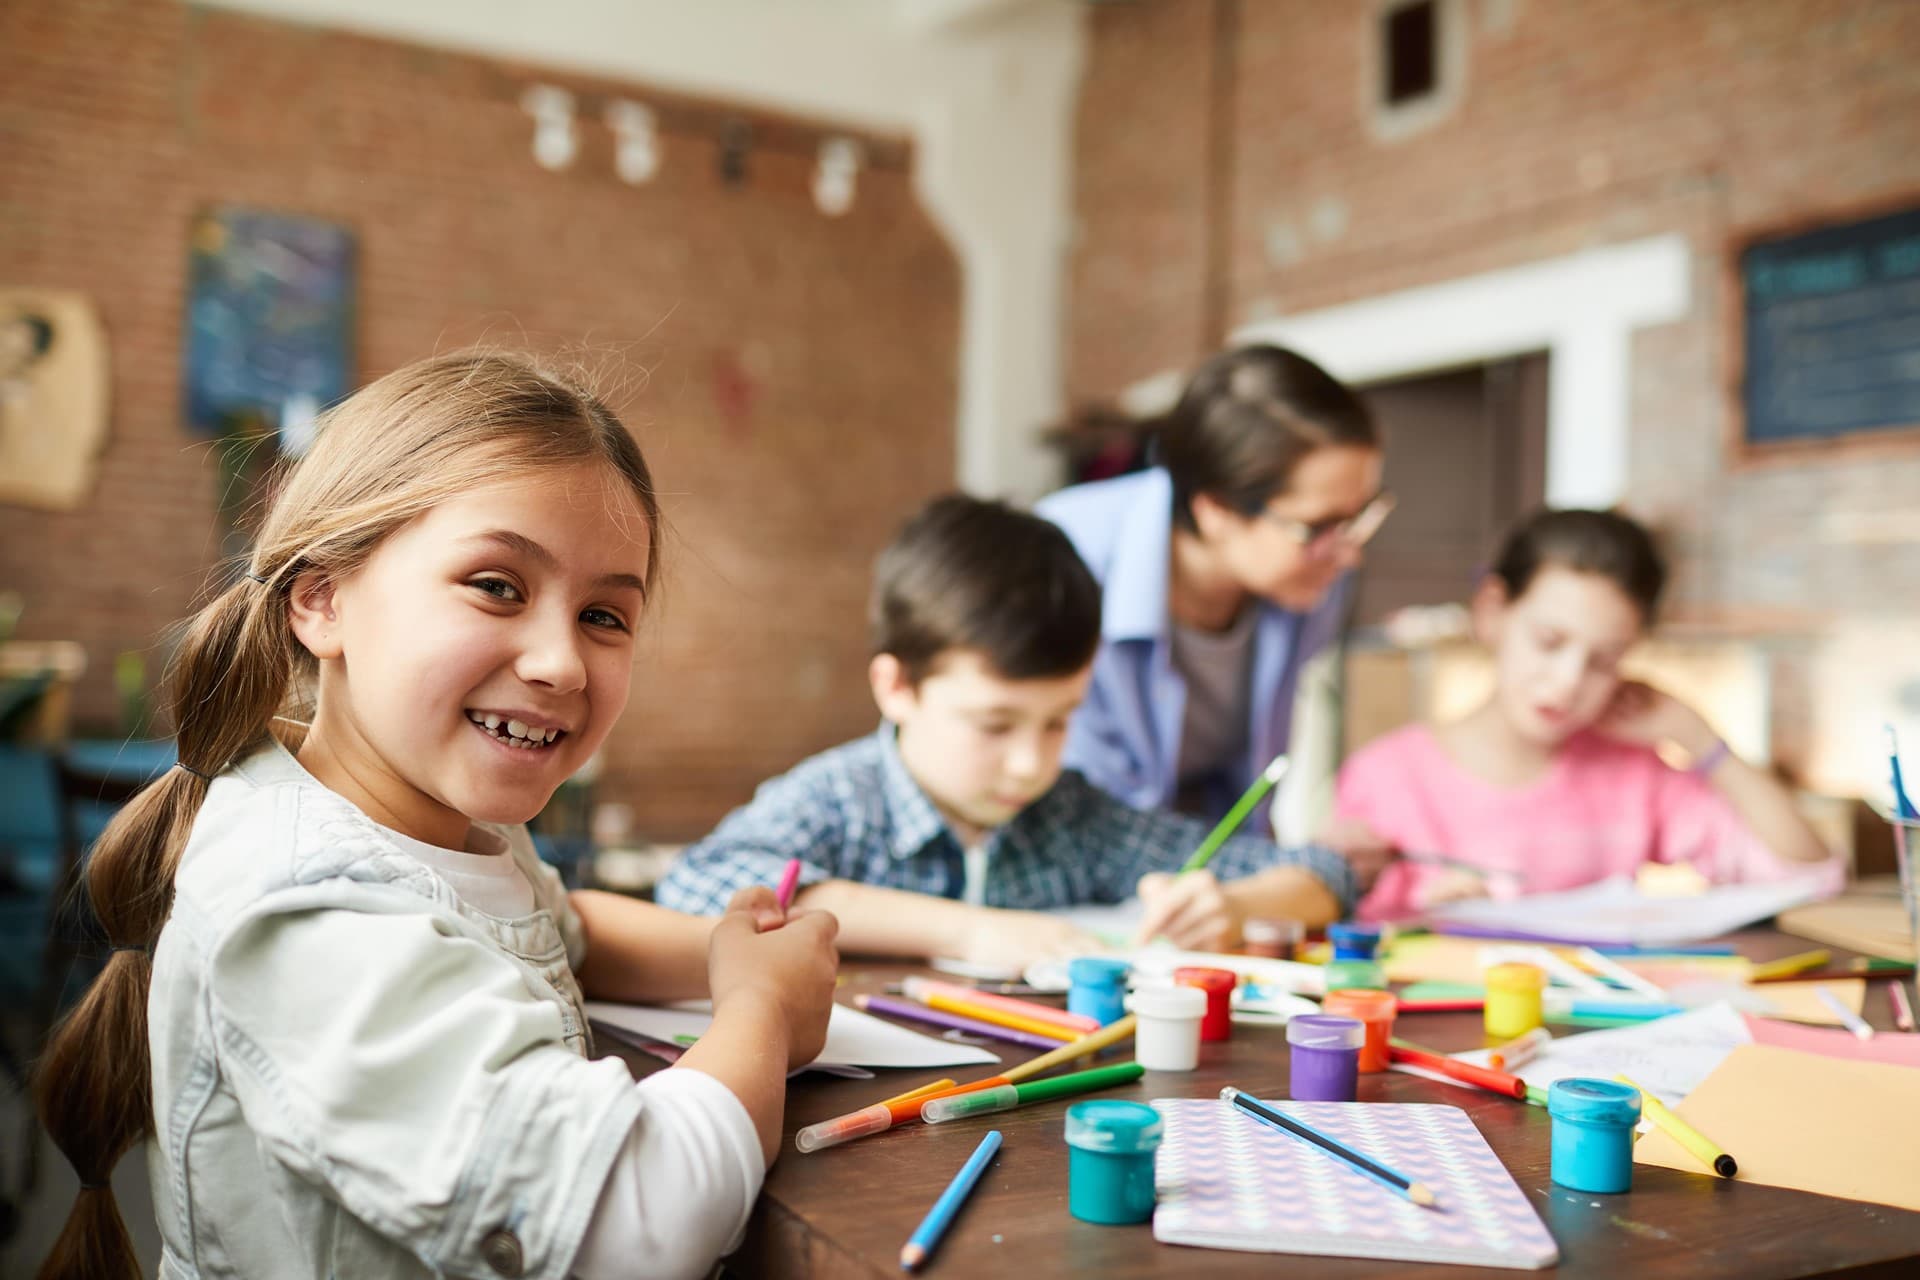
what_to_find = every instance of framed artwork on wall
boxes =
[183,206,354,446]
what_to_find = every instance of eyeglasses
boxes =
[1261,491,1396,554]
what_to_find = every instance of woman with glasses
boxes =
[1037,344,1391,839]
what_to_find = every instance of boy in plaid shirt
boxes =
[657,496,1353,972]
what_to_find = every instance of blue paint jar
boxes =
[1068,957,1131,1027]
[1065,1100,1163,1224]
[1548,1078,1642,1193]
[1327,922,1383,961]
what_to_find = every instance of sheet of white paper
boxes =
[1429,876,1829,946]
[585,999,1001,1069]
[1050,899,1145,946]
[1451,1002,1753,1106]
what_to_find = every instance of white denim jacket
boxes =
[147,740,645,1279]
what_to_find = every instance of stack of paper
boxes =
[1428,876,1831,946]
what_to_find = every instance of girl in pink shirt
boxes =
[1328,509,1840,922]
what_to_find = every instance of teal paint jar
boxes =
[1065,1100,1163,1224]
[1068,957,1131,1026]
[1322,957,1387,990]
[1548,1078,1642,1193]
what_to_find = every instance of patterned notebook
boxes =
[1152,1099,1558,1269]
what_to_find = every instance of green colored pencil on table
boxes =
[1181,754,1290,872]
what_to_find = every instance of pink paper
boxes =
[1743,1014,1920,1069]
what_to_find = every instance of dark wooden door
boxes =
[1351,352,1548,626]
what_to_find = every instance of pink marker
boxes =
[1891,980,1916,1034]
[775,858,803,911]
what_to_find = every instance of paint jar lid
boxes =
[1547,1078,1642,1126]
[1327,922,1383,955]
[1242,918,1305,945]
[1125,985,1207,1020]
[1287,1014,1365,1050]
[1173,966,1238,993]
[1485,962,1548,993]
[1321,988,1398,1023]
[1064,1099,1164,1154]
[1069,957,1131,989]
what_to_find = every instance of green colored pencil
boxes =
[1181,754,1290,873]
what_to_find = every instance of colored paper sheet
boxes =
[1634,1044,1920,1211]
[1743,1013,1920,1068]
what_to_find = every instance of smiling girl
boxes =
[35,353,839,1280]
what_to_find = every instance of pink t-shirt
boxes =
[1338,724,1842,922]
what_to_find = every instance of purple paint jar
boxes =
[1287,1014,1364,1102]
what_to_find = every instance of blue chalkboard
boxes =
[1742,203,1920,445]
[183,207,355,436]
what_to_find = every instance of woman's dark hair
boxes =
[1157,344,1376,533]
[1489,507,1667,621]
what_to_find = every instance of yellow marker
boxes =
[1615,1073,1736,1178]
[1003,1014,1138,1083]
[1749,949,1831,981]
[877,1078,957,1109]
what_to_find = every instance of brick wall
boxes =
[0,0,959,837]
[1068,0,1920,784]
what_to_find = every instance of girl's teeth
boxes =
[469,713,559,748]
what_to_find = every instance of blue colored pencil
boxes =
[1221,1088,1438,1208]
[901,1130,1002,1271]
[1889,726,1918,820]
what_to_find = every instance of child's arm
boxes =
[573,889,839,1279]
[570,890,719,1004]
[791,880,1106,971]
[675,889,840,1163]
[1600,681,1834,869]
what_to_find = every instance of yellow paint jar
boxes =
[1483,962,1546,1041]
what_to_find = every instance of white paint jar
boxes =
[1125,984,1207,1072]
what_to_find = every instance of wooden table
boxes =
[603,932,1920,1279]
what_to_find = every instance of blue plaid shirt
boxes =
[655,726,1356,916]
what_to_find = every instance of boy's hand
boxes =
[1318,816,1397,891]
[1596,680,1719,757]
[960,910,1107,972]
[1133,870,1237,952]
[707,902,840,1068]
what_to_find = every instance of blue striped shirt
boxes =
[655,726,1356,916]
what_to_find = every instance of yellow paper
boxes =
[1382,934,1495,985]
[1635,1044,1920,1212]
[1747,978,1865,1026]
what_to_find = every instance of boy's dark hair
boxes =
[1157,344,1377,534]
[872,494,1102,684]
[1490,508,1668,621]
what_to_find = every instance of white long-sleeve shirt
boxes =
[396,828,764,1280]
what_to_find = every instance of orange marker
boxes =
[794,1076,1012,1153]
[1388,1041,1527,1099]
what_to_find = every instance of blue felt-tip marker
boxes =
[901,1130,1002,1271]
